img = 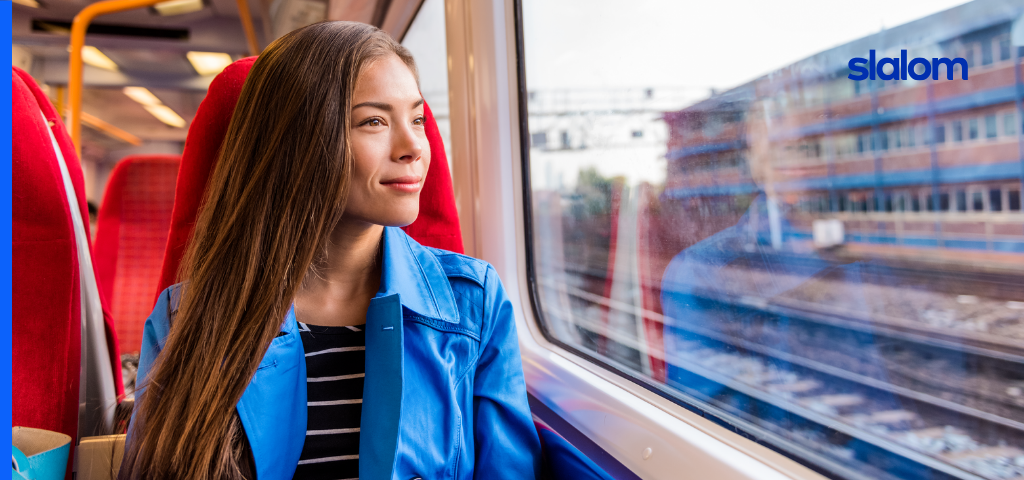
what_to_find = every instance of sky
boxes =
[522,0,975,92]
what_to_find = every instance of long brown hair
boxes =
[120,22,416,480]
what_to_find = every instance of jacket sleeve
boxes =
[135,286,175,397]
[472,265,542,480]
[128,286,175,437]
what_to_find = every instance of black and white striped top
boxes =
[292,322,365,480]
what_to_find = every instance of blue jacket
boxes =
[137,227,543,480]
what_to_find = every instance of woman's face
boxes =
[344,53,429,227]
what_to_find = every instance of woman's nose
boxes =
[393,122,423,163]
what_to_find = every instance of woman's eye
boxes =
[364,118,383,127]
[412,116,425,126]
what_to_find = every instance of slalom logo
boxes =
[848,50,968,81]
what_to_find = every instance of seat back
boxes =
[94,155,181,355]
[13,66,124,478]
[157,57,463,296]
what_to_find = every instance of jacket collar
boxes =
[246,226,457,480]
[376,226,460,324]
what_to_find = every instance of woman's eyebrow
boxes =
[352,99,424,111]
[352,101,392,111]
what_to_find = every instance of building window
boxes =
[1010,189,1022,211]
[972,191,984,211]
[940,192,951,211]
[969,118,979,140]
[986,115,997,139]
[531,132,548,149]
[982,39,993,65]
[1005,113,1017,136]
[951,121,962,142]
[1000,38,1012,61]
[912,195,921,212]
[956,189,967,212]
[934,124,946,144]
[879,131,888,150]
[907,127,916,147]
[991,189,1003,212]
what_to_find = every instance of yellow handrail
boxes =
[69,0,176,156]
[235,0,261,57]
[69,0,263,155]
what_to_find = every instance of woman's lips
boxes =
[380,175,422,193]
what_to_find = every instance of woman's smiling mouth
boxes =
[380,175,423,193]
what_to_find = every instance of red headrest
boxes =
[156,57,463,295]
[94,155,181,354]
[13,67,124,473]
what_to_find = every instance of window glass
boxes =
[1005,113,1017,136]
[521,1,1024,478]
[401,0,452,170]
[990,189,1002,212]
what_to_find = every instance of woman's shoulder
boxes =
[148,283,185,332]
[422,246,493,289]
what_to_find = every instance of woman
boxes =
[120,21,542,480]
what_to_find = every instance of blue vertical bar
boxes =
[1015,43,1024,236]
[2,0,15,453]
[869,79,885,232]
[926,81,942,247]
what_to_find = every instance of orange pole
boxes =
[68,0,179,156]
[235,0,261,57]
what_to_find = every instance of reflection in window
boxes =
[522,1,1024,478]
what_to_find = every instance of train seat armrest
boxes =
[77,435,126,480]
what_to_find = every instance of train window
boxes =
[520,2,1024,478]
[400,0,451,168]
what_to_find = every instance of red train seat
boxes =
[13,66,124,476]
[156,57,464,295]
[94,155,181,355]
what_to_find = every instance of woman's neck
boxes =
[293,219,384,327]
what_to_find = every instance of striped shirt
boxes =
[292,322,365,480]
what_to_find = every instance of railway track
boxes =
[538,278,1024,480]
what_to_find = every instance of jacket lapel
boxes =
[236,307,307,480]
[360,293,404,480]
